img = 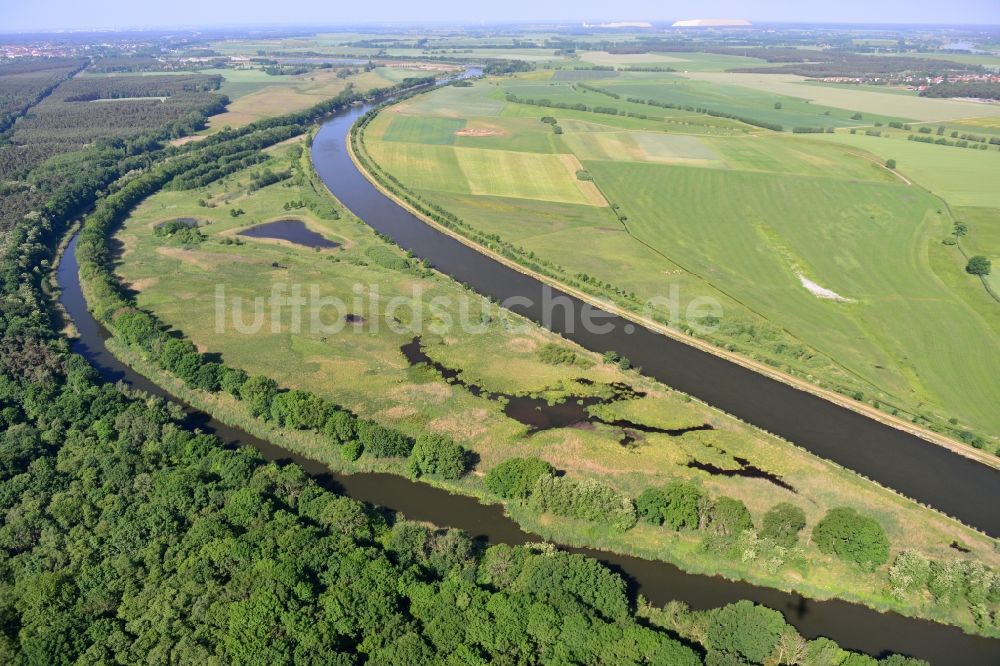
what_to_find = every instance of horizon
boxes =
[2,0,998,34]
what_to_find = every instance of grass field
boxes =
[576,51,778,72]
[361,74,1000,446]
[111,136,1000,635]
[202,67,404,129]
[596,73,911,128]
[678,72,1000,123]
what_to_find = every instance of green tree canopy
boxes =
[760,502,807,547]
[966,255,992,276]
[707,600,787,664]
[408,433,467,480]
[813,507,890,568]
[484,456,554,499]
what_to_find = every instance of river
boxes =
[52,99,1000,663]
[311,101,1000,540]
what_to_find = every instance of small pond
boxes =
[238,219,339,249]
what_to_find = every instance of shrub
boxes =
[966,255,992,276]
[323,409,357,444]
[537,343,579,366]
[760,502,806,547]
[927,559,964,603]
[813,507,890,568]
[219,366,248,397]
[269,389,328,430]
[356,419,412,457]
[341,439,363,461]
[707,497,754,538]
[408,434,467,480]
[529,475,638,531]
[485,457,554,499]
[888,550,931,597]
[239,375,278,418]
[885,158,896,169]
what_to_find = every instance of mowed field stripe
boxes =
[454,146,599,206]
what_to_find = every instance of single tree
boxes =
[966,255,991,276]
[761,502,807,547]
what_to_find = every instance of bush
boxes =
[537,343,579,366]
[707,497,753,537]
[270,390,328,430]
[529,475,638,531]
[408,434,467,480]
[219,366,248,397]
[966,255,992,276]
[707,600,787,664]
[356,419,412,457]
[813,507,890,568]
[888,550,931,597]
[485,456,554,499]
[239,375,278,418]
[760,502,806,547]
[885,158,896,169]
[341,439,363,461]
[639,480,707,530]
[323,409,356,444]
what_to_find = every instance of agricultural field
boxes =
[360,71,1000,446]
[576,50,777,72]
[679,71,1000,123]
[202,66,410,129]
[111,137,1000,631]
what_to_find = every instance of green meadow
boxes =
[111,137,1000,634]
[361,73,1000,445]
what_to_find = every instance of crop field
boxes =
[203,67,402,128]
[810,129,1000,208]
[112,138,1000,629]
[596,73,910,128]
[361,73,1000,444]
[576,51,776,72]
[680,72,1000,123]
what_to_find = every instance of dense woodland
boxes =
[920,82,1000,100]
[0,58,86,135]
[0,66,227,236]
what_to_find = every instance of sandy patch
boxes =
[169,135,207,147]
[797,274,854,302]
[382,405,418,420]
[428,408,491,439]
[128,276,160,292]
[389,382,452,405]
[456,127,507,137]
[507,336,538,353]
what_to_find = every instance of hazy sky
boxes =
[1,0,998,32]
